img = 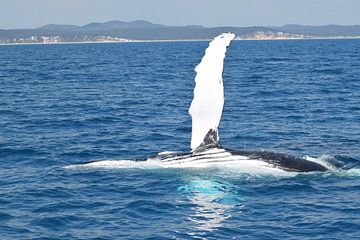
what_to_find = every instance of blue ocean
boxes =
[1,39,359,239]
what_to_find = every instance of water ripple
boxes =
[0,40,359,239]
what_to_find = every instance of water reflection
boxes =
[178,178,241,233]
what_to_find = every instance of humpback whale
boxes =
[77,33,330,172]
[151,33,329,172]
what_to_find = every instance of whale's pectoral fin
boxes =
[189,33,235,151]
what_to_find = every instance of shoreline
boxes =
[1,36,360,46]
[0,39,211,46]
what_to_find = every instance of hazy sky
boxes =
[1,0,359,29]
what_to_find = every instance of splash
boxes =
[303,155,336,171]
[64,159,162,170]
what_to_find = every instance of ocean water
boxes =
[1,39,360,239]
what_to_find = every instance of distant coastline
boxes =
[1,20,360,45]
[1,35,360,46]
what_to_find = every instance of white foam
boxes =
[341,168,360,177]
[303,155,336,170]
[64,159,162,170]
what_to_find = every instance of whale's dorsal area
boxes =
[189,33,235,151]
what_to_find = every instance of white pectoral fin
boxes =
[189,33,235,151]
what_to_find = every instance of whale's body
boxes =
[154,146,328,172]
[156,33,329,172]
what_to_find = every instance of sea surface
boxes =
[1,39,360,239]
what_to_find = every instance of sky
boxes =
[0,0,359,29]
